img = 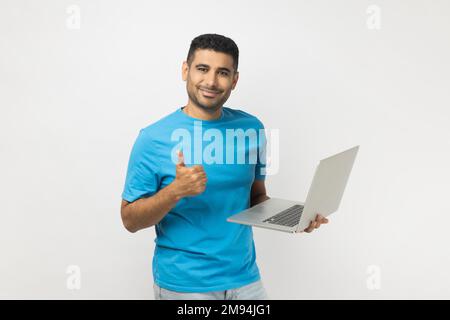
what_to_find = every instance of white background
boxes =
[1,0,449,299]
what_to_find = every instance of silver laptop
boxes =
[227,146,359,233]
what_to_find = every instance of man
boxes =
[120,34,329,300]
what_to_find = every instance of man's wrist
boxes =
[167,181,184,202]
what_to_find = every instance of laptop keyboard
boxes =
[262,205,304,227]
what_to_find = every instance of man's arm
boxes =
[121,183,182,233]
[250,180,270,207]
[121,150,207,233]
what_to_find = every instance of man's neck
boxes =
[183,102,222,121]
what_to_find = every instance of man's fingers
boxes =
[196,178,207,191]
[316,214,329,224]
[191,165,205,173]
[193,173,207,181]
[304,221,316,233]
[303,215,330,233]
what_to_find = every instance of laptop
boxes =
[227,146,359,233]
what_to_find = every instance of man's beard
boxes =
[187,84,230,113]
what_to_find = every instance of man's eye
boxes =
[219,71,229,76]
[198,68,207,72]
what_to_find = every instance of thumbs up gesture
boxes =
[172,150,207,198]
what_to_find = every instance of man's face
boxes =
[182,49,239,113]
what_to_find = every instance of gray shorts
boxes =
[153,279,269,300]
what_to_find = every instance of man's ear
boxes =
[231,71,239,90]
[182,61,189,81]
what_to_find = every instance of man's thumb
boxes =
[177,150,185,167]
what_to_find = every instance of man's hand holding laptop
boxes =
[302,214,329,233]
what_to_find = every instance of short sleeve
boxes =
[122,129,160,202]
[254,120,267,181]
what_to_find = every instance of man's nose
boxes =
[204,72,218,88]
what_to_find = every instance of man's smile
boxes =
[199,87,221,98]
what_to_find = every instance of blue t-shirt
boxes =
[122,106,267,292]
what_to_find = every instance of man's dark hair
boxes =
[187,34,239,72]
